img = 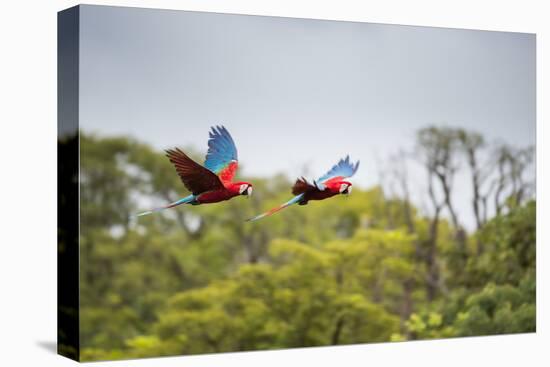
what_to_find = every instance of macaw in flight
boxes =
[247,156,359,222]
[135,126,253,217]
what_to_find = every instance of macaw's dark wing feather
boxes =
[166,148,224,195]
[204,125,239,183]
[291,177,318,195]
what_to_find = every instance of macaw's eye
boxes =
[247,186,253,196]
[239,184,248,194]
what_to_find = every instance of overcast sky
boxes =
[79,5,535,229]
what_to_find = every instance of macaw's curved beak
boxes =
[247,186,253,197]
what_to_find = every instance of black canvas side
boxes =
[57,5,80,362]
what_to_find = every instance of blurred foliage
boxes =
[74,132,535,361]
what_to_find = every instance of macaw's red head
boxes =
[231,182,253,197]
[324,179,353,195]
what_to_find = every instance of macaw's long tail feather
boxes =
[246,194,304,222]
[132,195,196,218]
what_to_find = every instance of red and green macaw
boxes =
[135,126,253,217]
[247,156,360,221]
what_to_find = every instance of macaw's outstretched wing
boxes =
[315,155,360,190]
[166,148,224,195]
[204,125,239,184]
[246,194,304,222]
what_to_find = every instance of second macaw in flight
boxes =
[247,156,360,221]
[135,126,253,217]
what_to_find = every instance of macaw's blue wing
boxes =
[315,155,360,190]
[204,125,239,183]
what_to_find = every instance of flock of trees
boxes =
[72,126,535,361]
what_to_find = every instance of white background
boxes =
[0,0,547,365]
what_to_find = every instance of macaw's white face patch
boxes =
[239,184,248,194]
[339,183,349,193]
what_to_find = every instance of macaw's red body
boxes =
[292,177,353,205]
[247,156,359,221]
[135,126,253,217]
[193,179,251,204]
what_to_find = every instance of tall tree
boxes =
[493,144,535,216]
